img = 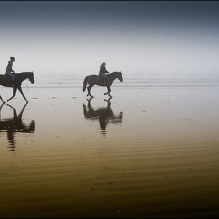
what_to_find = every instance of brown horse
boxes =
[83,71,123,98]
[0,72,34,103]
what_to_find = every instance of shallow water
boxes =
[0,74,219,218]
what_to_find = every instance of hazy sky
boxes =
[0,1,219,77]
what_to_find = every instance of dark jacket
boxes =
[6,61,15,73]
[99,66,109,75]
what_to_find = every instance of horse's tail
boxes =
[83,76,89,92]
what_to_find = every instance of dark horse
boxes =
[0,72,35,103]
[83,97,123,136]
[83,71,123,98]
[0,102,35,150]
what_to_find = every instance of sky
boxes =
[0,1,219,78]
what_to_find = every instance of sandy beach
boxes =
[0,77,219,218]
[1,1,219,218]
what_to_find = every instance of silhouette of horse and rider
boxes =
[2,57,124,103]
[1,58,123,145]
[0,103,35,150]
[1,58,122,102]
[0,72,35,103]
[83,71,123,98]
[83,97,123,136]
[1,70,122,101]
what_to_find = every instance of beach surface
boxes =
[0,74,219,218]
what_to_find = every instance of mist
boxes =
[0,1,219,78]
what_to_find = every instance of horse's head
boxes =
[27,72,35,84]
[114,71,123,82]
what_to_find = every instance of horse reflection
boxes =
[83,97,123,135]
[0,103,35,150]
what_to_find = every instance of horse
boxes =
[83,71,123,98]
[0,72,34,103]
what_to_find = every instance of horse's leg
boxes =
[87,85,94,98]
[104,96,112,103]
[7,87,17,102]
[18,102,28,118]
[87,97,93,108]
[104,86,112,97]
[83,104,88,118]
[0,94,5,103]
[0,103,5,121]
[7,104,17,118]
[17,87,28,103]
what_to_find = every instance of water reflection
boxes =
[83,97,123,136]
[0,103,35,151]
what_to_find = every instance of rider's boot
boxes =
[12,80,15,88]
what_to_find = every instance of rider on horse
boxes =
[6,56,16,87]
[99,62,109,85]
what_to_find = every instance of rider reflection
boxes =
[0,103,35,151]
[83,97,123,136]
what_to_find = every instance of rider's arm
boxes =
[6,62,15,73]
[104,67,109,74]
[11,63,15,73]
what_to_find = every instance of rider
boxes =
[6,56,16,87]
[99,62,109,85]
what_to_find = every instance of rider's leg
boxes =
[100,73,107,85]
[7,72,15,87]
[104,74,108,83]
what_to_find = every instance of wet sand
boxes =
[0,82,219,218]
